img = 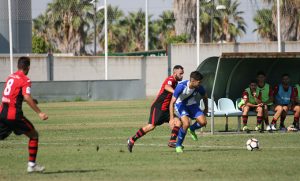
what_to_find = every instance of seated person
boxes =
[238,80,263,132]
[292,82,300,129]
[271,74,295,131]
[256,71,273,131]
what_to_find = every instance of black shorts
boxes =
[148,106,170,126]
[0,117,35,140]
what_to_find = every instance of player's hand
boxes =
[38,112,48,120]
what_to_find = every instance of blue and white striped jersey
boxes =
[173,80,206,106]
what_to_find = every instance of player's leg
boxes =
[264,105,271,131]
[293,105,300,129]
[279,106,288,130]
[127,106,160,152]
[188,105,206,141]
[270,105,283,130]
[12,117,45,173]
[168,117,181,148]
[176,115,190,153]
[255,106,263,131]
[0,120,12,140]
[241,105,250,131]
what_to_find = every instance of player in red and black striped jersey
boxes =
[127,65,184,152]
[0,57,48,173]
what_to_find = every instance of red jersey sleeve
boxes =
[273,85,279,96]
[22,78,31,96]
[268,87,273,97]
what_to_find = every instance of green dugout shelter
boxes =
[196,52,300,134]
[197,52,300,102]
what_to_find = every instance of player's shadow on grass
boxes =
[43,169,106,174]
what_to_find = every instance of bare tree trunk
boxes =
[173,0,197,43]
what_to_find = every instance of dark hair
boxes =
[173,65,183,71]
[256,71,266,76]
[17,57,30,70]
[249,79,257,84]
[281,73,289,78]
[190,71,203,81]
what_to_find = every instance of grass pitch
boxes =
[0,99,300,181]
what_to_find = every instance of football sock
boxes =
[176,127,186,147]
[189,122,202,132]
[169,126,180,142]
[264,117,269,125]
[293,116,299,125]
[280,115,286,126]
[28,138,38,163]
[242,115,248,125]
[132,128,146,142]
[271,117,278,125]
[257,116,263,125]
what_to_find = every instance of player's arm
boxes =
[202,94,208,115]
[164,84,174,94]
[169,96,177,121]
[24,94,48,120]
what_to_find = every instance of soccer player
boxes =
[292,82,300,129]
[127,65,184,152]
[271,74,294,131]
[169,71,208,153]
[256,71,273,131]
[0,57,48,173]
[238,80,263,132]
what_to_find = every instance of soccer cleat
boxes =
[266,125,271,131]
[255,124,261,131]
[242,125,249,131]
[168,140,176,148]
[279,124,287,131]
[127,138,134,153]
[187,128,198,141]
[27,163,45,173]
[175,146,184,153]
[270,124,277,131]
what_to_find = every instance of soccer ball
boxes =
[246,138,259,151]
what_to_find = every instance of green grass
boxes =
[0,99,300,181]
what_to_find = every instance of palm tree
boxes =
[253,9,277,41]
[33,0,93,55]
[173,0,197,43]
[214,0,247,42]
[155,10,176,49]
[261,0,300,41]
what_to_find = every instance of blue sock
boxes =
[176,127,187,147]
[189,122,202,132]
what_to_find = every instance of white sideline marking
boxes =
[2,141,300,150]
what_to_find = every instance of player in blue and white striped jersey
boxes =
[169,71,208,153]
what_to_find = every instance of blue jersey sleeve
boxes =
[197,86,206,96]
[173,84,185,99]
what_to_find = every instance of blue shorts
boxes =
[175,103,204,118]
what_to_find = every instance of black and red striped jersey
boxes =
[0,71,31,120]
[152,75,178,111]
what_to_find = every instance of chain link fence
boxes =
[0,0,299,55]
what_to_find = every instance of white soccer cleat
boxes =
[27,163,45,173]
[266,125,271,131]
[271,124,276,131]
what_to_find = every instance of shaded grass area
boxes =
[0,99,299,181]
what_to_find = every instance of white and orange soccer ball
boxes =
[246,138,259,151]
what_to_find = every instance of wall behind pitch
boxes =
[0,79,145,101]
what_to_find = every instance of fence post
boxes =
[47,52,54,81]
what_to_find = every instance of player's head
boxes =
[172,65,184,81]
[281,73,290,85]
[17,57,30,75]
[256,71,266,83]
[189,71,203,88]
[249,79,257,91]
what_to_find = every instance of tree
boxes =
[173,0,197,43]
[213,0,247,42]
[253,9,277,41]
[33,0,93,55]
[262,0,300,41]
